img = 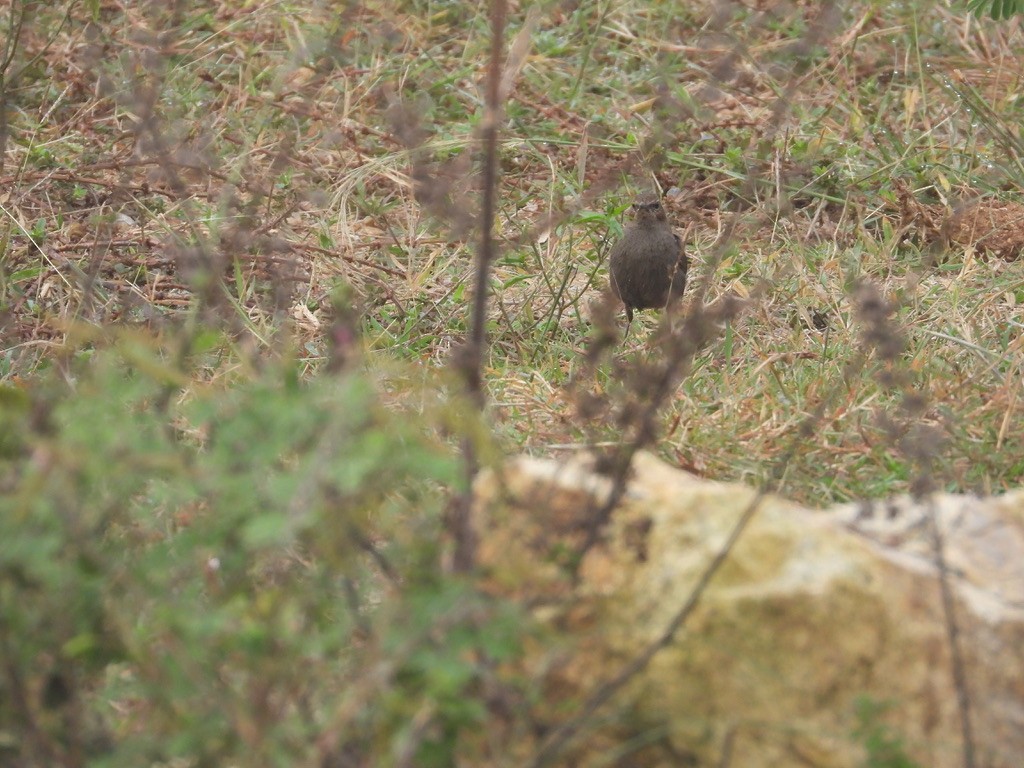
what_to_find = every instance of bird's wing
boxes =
[609,264,622,300]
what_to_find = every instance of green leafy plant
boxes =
[0,334,531,768]
[852,697,922,768]
[967,0,1024,18]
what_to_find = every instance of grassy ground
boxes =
[3,0,1024,505]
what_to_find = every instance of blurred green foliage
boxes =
[0,333,528,768]
[967,0,1024,18]
[853,697,922,768]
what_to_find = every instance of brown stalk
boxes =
[925,497,976,768]
[449,0,508,574]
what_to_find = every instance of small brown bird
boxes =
[608,195,688,330]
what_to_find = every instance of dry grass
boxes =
[2,0,1024,503]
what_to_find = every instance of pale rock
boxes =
[475,451,1024,768]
